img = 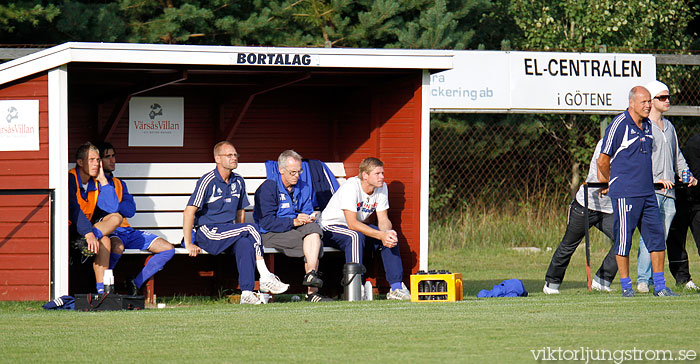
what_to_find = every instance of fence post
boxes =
[600,117,610,139]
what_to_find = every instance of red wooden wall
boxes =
[0,73,50,301]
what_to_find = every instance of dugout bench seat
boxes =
[73,162,345,302]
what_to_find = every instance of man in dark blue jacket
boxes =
[254,150,331,302]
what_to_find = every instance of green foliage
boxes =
[0,0,697,52]
[0,2,59,40]
[509,0,695,52]
[1,0,696,53]
[55,1,126,42]
[0,0,493,49]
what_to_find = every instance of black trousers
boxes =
[666,197,700,284]
[545,200,618,286]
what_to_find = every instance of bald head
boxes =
[628,86,651,122]
[629,86,650,101]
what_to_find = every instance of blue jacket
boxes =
[106,174,136,219]
[477,279,528,298]
[307,159,340,210]
[254,177,314,234]
[264,160,340,210]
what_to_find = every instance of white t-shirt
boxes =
[320,176,389,228]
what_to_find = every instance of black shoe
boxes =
[306,292,333,302]
[71,237,95,258]
[302,270,324,288]
[126,279,140,296]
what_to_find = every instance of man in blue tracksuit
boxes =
[183,141,288,305]
[96,142,175,296]
[254,150,331,302]
[597,86,679,297]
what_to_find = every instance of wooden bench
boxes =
[74,162,346,300]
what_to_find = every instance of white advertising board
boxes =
[429,51,509,110]
[128,97,184,147]
[430,51,656,113]
[0,100,39,151]
[509,52,656,111]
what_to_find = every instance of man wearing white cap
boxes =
[635,80,697,293]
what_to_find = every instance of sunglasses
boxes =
[654,95,671,102]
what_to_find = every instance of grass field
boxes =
[3,210,700,363]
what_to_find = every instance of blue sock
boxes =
[390,282,403,291]
[96,282,105,294]
[620,277,632,291]
[134,249,175,288]
[109,253,122,270]
[653,272,667,292]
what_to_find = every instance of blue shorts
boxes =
[612,195,665,256]
[111,227,160,250]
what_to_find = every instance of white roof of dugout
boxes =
[0,42,454,85]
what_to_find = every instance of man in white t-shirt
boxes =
[320,157,410,300]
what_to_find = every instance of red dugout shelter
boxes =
[0,43,451,300]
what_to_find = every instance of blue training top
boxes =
[187,168,250,227]
[600,110,655,198]
[253,178,314,234]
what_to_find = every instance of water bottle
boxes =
[341,263,366,301]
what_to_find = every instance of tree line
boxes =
[1,1,696,53]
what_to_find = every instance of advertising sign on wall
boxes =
[128,97,184,147]
[430,51,656,113]
[509,52,656,111]
[429,51,509,110]
[0,100,39,151]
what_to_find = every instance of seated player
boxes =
[183,141,288,304]
[96,142,175,296]
[254,150,332,302]
[68,142,123,294]
[320,157,411,300]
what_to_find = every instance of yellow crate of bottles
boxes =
[410,271,463,302]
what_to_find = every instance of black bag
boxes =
[74,293,145,311]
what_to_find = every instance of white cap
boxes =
[644,80,669,98]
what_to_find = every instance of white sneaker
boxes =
[685,280,700,291]
[591,280,613,292]
[259,274,289,294]
[362,281,373,301]
[240,291,264,305]
[542,283,560,295]
[387,287,411,300]
[637,282,649,293]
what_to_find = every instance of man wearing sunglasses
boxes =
[597,86,679,297]
[634,81,698,293]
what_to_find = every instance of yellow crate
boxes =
[410,272,463,302]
